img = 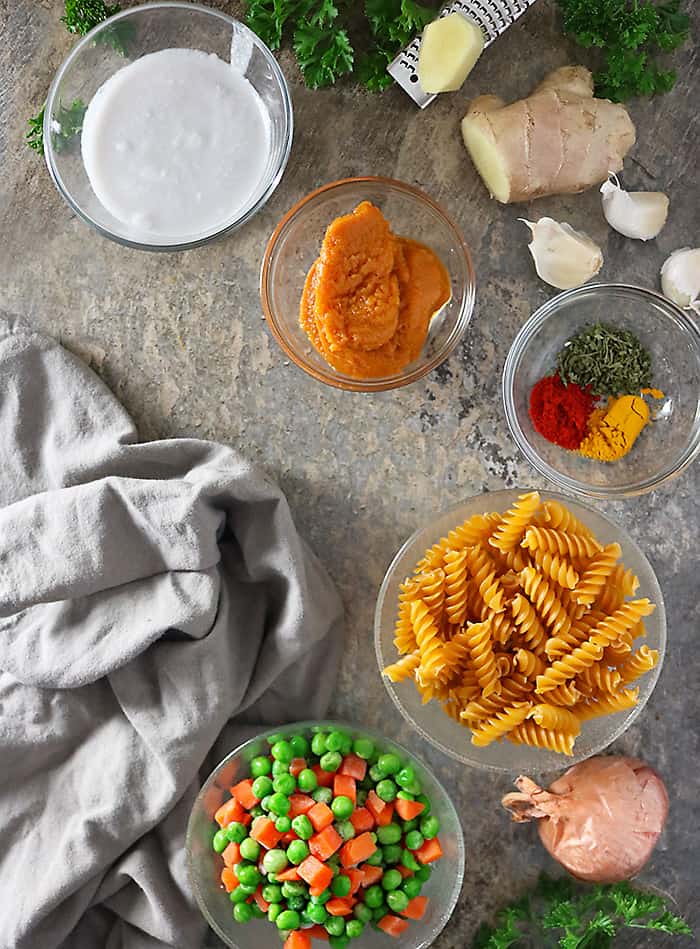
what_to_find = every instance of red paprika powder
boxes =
[529,373,594,450]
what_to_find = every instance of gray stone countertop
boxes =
[1,0,698,945]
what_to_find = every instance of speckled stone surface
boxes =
[1,1,699,945]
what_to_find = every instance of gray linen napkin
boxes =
[0,316,344,949]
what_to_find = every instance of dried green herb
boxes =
[557,322,652,397]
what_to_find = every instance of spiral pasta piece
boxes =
[594,563,640,614]
[495,654,513,677]
[514,647,547,680]
[507,721,575,756]
[614,645,659,684]
[573,688,639,721]
[519,567,572,638]
[383,652,420,682]
[521,526,601,560]
[410,599,446,683]
[393,600,416,655]
[539,500,595,540]
[490,544,529,573]
[527,703,581,735]
[510,593,548,654]
[417,514,501,571]
[443,548,469,625]
[542,682,582,706]
[588,599,656,649]
[465,545,508,613]
[531,547,579,589]
[576,663,622,695]
[463,620,500,697]
[545,609,607,659]
[573,543,622,606]
[413,569,446,620]
[489,491,540,553]
[535,640,605,692]
[470,703,530,746]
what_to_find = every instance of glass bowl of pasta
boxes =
[374,489,666,772]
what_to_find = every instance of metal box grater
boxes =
[388,0,539,108]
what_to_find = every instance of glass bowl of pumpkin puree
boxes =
[261,177,476,391]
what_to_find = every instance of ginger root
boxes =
[461,66,636,204]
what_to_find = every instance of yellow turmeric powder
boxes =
[579,395,650,462]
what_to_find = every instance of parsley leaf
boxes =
[27,99,86,154]
[62,0,121,35]
[246,0,305,51]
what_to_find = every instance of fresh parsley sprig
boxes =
[474,875,692,949]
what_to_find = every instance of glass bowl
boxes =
[503,284,700,498]
[260,177,476,391]
[44,2,293,251]
[186,720,465,949]
[374,489,666,773]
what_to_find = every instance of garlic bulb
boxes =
[521,218,603,290]
[600,174,669,240]
[660,247,700,313]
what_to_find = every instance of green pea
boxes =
[268,792,291,816]
[376,823,402,845]
[312,787,333,804]
[381,869,402,891]
[325,731,345,752]
[287,895,306,911]
[287,840,309,865]
[405,830,424,851]
[320,751,342,772]
[371,905,387,922]
[290,734,309,757]
[230,885,251,904]
[311,888,332,904]
[420,814,440,839]
[382,844,402,865]
[307,901,329,924]
[356,789,368,806]
[401,849,421,872]
[327,853,341,869]
[298,768,318,793]
[335,820,355,841]
[353,737,375,760]
[340,735,353,756]
[271,740,293,763]
[345,919,364,938]
[395,766,415,790]
[251,775,273,799]
[291,814,314,840]
[364,884,384,908]
[377,753,401,777]
[267,732,287,746]
[224,820,248,844]
[402,818,418,832]
[331,795,353,820]
[261,795,273,813]
[387,889,409,913]
[273,773,296,795]
[415,865,432,883]
[376,779,397,803]
[368,764,384,783]
[272,759,290,777]
[416,793,431,816]
[276,909,301,931]
[250,805,265,818]
[331,874,352,897]
[233,902,253,923]
[396,790,415,802]
[274,815,292,833]
[250,903,266,918]
[354,902,373,923]
[311,733,328,756]
[236,864,261,888]
[262,848,288,874]
[402,877,422,899]
[250,755,272,778]
[364,849,383,866]
[239,837,260,861]
[281,880,308,899]
[329,936,349,949]
[325,916,345,936]
[268,903,282,923]
[212,829,229,853]
[262,884,283,904]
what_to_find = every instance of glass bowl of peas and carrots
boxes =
[186,721,465,949]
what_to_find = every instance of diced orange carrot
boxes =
[333,773,356,804]
[253,887,270,913]
[250,816,282,850]
[375,802,395,827]
[283,932,312,949]
[290,758,307,778]
[241,813,252,827]
[339,754,367,781]
[415,836,443,864]
[349,807,375,833]
[309,826,343,862]
[289,793,316,817]
[394,798,426,821]
[298,855,334,891]
[308,802,335,833]
[230,779,259,811]
[343,868,363,895]
[312,764,335,788]
[378,915,410,937]
[397,865,414,879]
[222,841,241,868]
[366,790,386,820]
[309,883,327,898]
[275,866,302,882]
[360,863,383,887]
[215,797,246,828]
[401,895,428,920]
[220,867,238,892]
[280,831,299,845]
[340,832,377,868]
[305,924,329,941]
[326,898,354,916]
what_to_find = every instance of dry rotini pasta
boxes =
[382,494,659,755]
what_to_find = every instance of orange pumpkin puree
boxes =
[300,201,451,379]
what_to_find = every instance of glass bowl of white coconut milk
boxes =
[44,2,293,251]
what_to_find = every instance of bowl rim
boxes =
[373,487,667,772]
[43,0,294,252]
[502,282,700,498]
[186,718,466,949]
[260,176,477,392]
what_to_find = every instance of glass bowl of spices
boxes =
[503,284,700,497]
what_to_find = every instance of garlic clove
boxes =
[520,217,603,290]
[660,247,700,313]
[600,173,669,241]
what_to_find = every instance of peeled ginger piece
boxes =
[418,12,485,94]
